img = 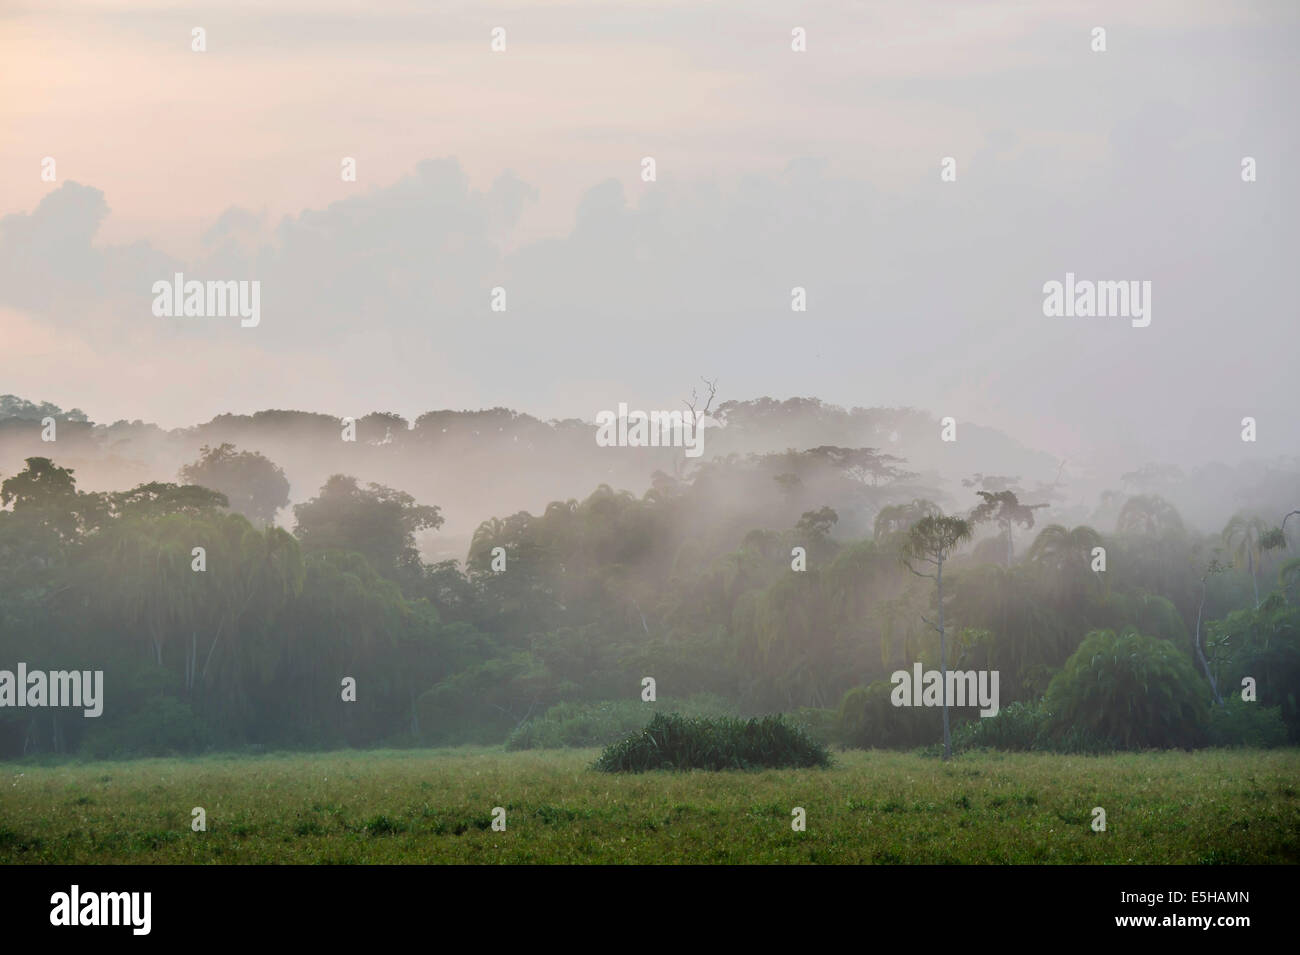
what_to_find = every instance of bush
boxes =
[834,680,945,749]
[944,699,1118,754]
[417,652,556,745]
[1207,699,1289,748]
[1048,723,1119,755]
[594,712,832,772]
[788,706,837,747]
[1045,628,1209,750]
[1212,601,1300,742]
[951,701,1048,752]
[81,695,211,758]
[506,694,735,750]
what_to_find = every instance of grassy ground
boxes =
[1,747,1297,864]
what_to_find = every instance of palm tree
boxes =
[1193,558,1226,706]
[901,513,973,759]
[873,498,940,541]
[1222,513,1270,609]
[1028,523,1105,625]
[1115,494,1185,538]
[1027,524,1103,577]
[970,490,1047,566]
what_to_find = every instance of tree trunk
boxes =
[1250,549,1259,609]
[1195,582,1223,706]
[938,559,951,760]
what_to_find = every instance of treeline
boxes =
[0,449,1297,759]
[0,396,957,552]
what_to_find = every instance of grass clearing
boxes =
[2,747,1297,864]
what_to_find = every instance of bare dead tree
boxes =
[676,377,719,479]
[683,376,719,425]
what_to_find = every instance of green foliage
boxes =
[506,694,736,750]
[944,700,1117,754]
[4,446,1299,761]
[417,652,553,745]
[81,695,212,758]
[834,681,935,749]
[179,443,289,524]
[1045,629,1210,749]
[594,712,831,772]
[787,706,837,746]
[1207,699,1288,749]
[950,701,1048,752]
[294,474,443,583]
[1210,599,1300,741]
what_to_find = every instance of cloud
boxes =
[1,0,1296,461]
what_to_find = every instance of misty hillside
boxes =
[2,393,1291,567]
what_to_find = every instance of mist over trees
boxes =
[1,393,1297,758]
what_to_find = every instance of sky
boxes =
[1,0,1296,470]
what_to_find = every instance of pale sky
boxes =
[1,0,1296,469]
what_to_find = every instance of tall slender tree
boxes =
[1193,558,1227,706]
[970,490,1046,567]
[1223,513,1270,609]
[901,513,973,759]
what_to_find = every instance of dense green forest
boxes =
[1,398,1297,759]
[2,441,1289,764]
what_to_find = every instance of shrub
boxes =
[81,695,211,758]
[417,652,556,745]
[788,706,837,746]
[1049,723,1119,755]
[1207,699,1289,748]
[506,694,735,751]
[834,680,943,749]
[951,701,1048,752]
[594,712,831,772]
[1211,601,1300,742]
[944,699,1118,754]
[1045,628,1209,750]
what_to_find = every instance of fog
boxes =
[1,394,1294,565]
[3,1,1297,472]
[1,0,1297,765]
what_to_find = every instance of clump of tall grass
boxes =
[594,712,831,772]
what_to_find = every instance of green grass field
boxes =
[2,747,1297,864]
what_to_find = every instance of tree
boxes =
[1193,558,1227,706]
[81,510,303,694]
[1222,512,1271,609]
[900,513,973,759]
[180,443,291,525]
[970,490,1047,567]
[1027,524,1102,576]
[1116,494,1185,538]
[1211,600,1300,741]
[109,482,228,519]
[0,395,88,422]
[872,499,940,541]
[1281,510,1300,548]
[808,446,915,486]
[293,475,443,584]
[795,506,838,539]
[0,457,106,540]
[1045,628,1209,749]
